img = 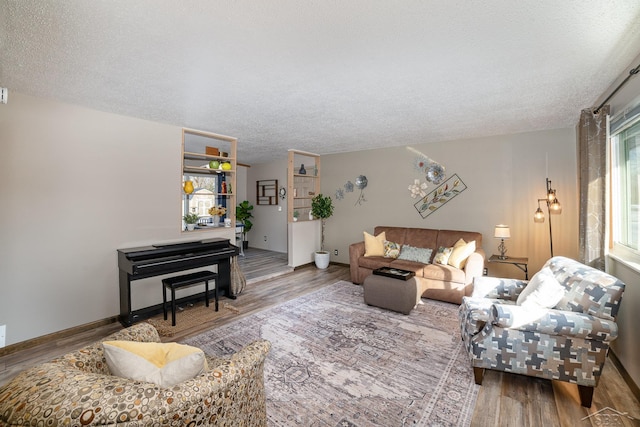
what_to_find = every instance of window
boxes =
[611,109,640,258]
[182,175,226,220]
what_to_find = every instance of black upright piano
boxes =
[117,238,239,326]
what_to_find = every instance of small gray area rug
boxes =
[185,280,478,426]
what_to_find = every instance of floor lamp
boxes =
[533,178,562,256]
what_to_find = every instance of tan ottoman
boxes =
[363,274,419,315]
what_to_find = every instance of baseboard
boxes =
[292,261,350,270]
[610,349,640,402]
[0,317,118,358]
[330,261,350,268]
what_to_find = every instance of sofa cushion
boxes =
[374,226,409,245]
[397,244,433,263]
[373,226,439,254]
[448,240,476,269]
[423,263,466,284]
[402,228,439,253]
[364,231,387,257]
[383,240,402,258]
[358,255,393,270]
[516,266,565,309]
[103,341,207,387]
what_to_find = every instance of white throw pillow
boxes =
[516,267,565,309]
[103,341,207,387]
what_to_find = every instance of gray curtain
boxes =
[578,105,609,270]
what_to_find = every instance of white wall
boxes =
[320,127,579,276]
[0,93,233,346]
[245,159,288,252]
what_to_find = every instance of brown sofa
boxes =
[349,226,485,304]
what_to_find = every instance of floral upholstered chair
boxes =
[459,256,624,407]
[0,322,271,426]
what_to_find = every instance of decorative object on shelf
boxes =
[335,188,344,200]
[354,175,368,206]
[299,164,306,174]
[221,161,232,171]
[224,218,232,227]
[308,211,314,220]
[221,182,227,194]
[220,151,228,157]
[208,205,227,217]
[236,201,254,249]
[293,210,299,222]
[408,179,428,198]
[279,186,287,199]
[183,180,194,195]
[414,173,467,218]
[209,160,220,169]
[494,225,511,259]
[344,181,354,192]
[208,206,227,227]
[311,194,334,269]
[183,212,199,231]
[205,146,219,156]
[534,178,562,256]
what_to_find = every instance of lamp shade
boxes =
[494,225,510,239]
[549,199,562,214]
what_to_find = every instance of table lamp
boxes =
[494,225,510,259]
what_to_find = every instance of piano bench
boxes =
[162,270,218,326]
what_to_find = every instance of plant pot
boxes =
[186,223,196,231]
[314,251,330,269]
[243,241,249,250]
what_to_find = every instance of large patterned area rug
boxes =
[185,280,478,426]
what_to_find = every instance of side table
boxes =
[488,255,529,279]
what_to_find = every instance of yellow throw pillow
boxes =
[103,340,207,387]
[448,240,476,269]
[364,231,386,257]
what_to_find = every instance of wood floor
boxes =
[1,254,638,426]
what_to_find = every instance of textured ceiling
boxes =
[2,1,640,164]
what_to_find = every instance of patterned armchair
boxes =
[459,256,624,407]
[0,322,271,426]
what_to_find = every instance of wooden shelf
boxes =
[288,150,320,223]
[183,151,236,161]
[183,166,236,174]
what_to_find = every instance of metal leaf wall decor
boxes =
[414,174,467,218]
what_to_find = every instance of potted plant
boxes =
[183,212,199,231]
[310,193,334,269]
[236,200,254,249]
[293,210,299,222]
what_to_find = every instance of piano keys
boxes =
[117,238,240,326]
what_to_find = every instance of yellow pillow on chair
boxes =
[103,340,207,387]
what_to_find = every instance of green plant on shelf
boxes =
[183,212,199,224]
